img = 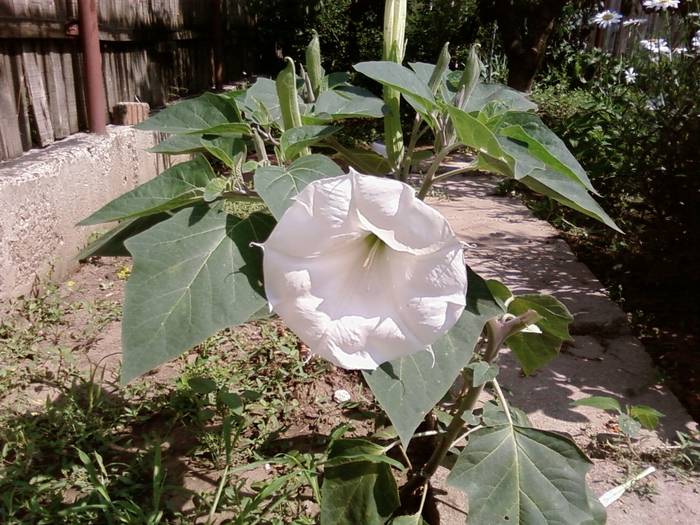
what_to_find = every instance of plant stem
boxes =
[206,464,229,525]
[416,144,462,200]
[400,114,424,182]
[491,379,513,425]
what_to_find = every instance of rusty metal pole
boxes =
[212,0,224,91]
[78,0,107,134]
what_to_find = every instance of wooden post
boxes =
[78,0,107,134]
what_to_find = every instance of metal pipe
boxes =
[78,0,106,134]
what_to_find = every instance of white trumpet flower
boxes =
[261,169,468,370]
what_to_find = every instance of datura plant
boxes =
[78,11,618,524]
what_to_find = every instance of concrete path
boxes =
[431,173,699,524]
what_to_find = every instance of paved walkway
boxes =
[431,173,699,524]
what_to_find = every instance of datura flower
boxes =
[261,169,468,370]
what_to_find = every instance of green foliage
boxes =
[254,154,344,219]
[572,396,665,439]
[79,156,216,225]
[448,425,606,525]
[121,206,275,382]
[363,268,504,447]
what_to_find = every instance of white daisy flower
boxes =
[624,67,637,84]
[623,18,647,27]
[640,38,672,55]
[692,30,700,52]
[642,0,680,11]
[591,10,623,28]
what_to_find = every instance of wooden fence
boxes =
[0,0,258,162]
[593,0,690,55]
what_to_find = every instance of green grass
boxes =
[0,277,353,524]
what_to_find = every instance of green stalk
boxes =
[382,0,407,175]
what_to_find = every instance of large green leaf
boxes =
[238,77,283,127]
[505,331,564,376]
[280,125,339,160]
[493,112,596,194]
[135,92,244,135]
[354,61,438,116]
[254,154,344,220]
[409,61,449,101]
[311,86,385,120]
[121,205,274,382]
[149,135,205,154]
[520,169,621,233]
[460,83,537,114]
[508,294,573,342]
[320,443,400,525]
[572,396,622,414]
[446,106,512,166]
[363,268,503,447]
[324,439,404,470]
[447,425,605,525]
[79,157,216,225]
[77,213,173,260]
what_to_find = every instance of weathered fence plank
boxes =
[0,0,254,161]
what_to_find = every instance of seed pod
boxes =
[276,57,303,131]
[429,42,451,96]
[456,44,482,108]
[305,30,323,99]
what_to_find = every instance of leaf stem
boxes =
[491,379,513,426]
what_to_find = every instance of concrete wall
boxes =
[0,126,172,300]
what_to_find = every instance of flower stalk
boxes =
[382,0,407,175]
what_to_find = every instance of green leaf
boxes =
[149,134,205,154]
[327,142,392,175]
[77,213,172,260]
[200,137,246,168]
[363,268,503,447]
[508,294,573,341]
[618,413,642,438]
[218,391,244,415]
[505,331,563,375]
[446,106,511,166]
[485,279,512,310]
[238,77,283,127]
[135,92,243,134]
[494,112,596,194]
[188,376,217,394]
[320,457,400,525]
[461,83,537,114]
[468,362,500,387]
[311,86,385,120]
[520,168,622,233]
[391,514,427,525]
[121,205,274,382]
[629,405,664,430]
[481,400,531,427]
[203,178,228,202]
[409,61,449,100]
[354,61,438,115]
[280,125,339,159]
[79,157,216,225]
[447,425,605,525]
[572,396,622,414]
[254,154,343,220]
[324,439,405,470]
